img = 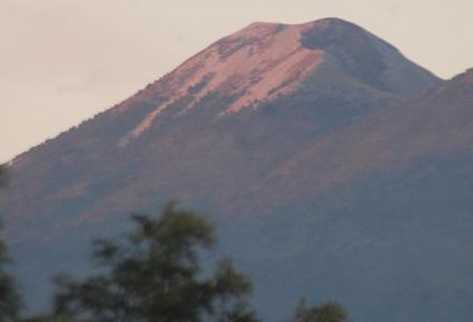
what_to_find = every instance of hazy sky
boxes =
[1,0,472,162]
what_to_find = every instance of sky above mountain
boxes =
[1,0,472,162]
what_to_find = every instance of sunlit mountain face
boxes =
[5,17,473,322]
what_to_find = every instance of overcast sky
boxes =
[1,0,472,162]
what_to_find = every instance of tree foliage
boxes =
[0,164,20,322]
[53,202,258,322]
[293,298,348,322]
[0,234,20,322]
[0,165,6,189]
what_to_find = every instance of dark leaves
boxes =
[53,202,256,322]
[294,299,348,322]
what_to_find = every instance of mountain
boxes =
[5,18,440,230]
[4,17,473,322]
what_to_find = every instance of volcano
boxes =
[4,18,473,322]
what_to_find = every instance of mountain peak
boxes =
[307,17,364,29]
[115,18,441,146]
[234,18,362,43]
[239,21,284,34]
[240,17,360,32]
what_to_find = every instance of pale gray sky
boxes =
[1,0,472,162]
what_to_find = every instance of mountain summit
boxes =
[5,18,473,322]
[114,18,440,146]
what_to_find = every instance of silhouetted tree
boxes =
[293,298,348,322]
[53,202,259,322]
[21,315,72,322]
[0,165,6,188]
[0,164,20,322]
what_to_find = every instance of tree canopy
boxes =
[0,164,20,322]
[53,202,259,322]
[293,299,348,322]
